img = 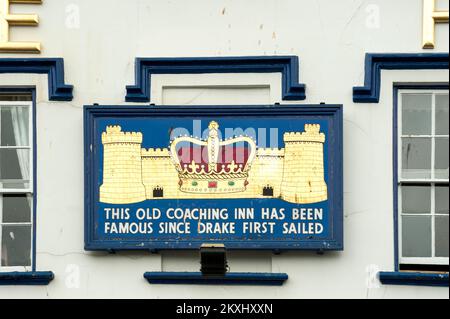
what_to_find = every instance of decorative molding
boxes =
[144,272,288,286]
[353,53,449,103]
[0,58,74,101]
[125,56,306,102]
[379,272,449,287]
[0,271,54,286]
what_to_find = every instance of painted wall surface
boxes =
[0,0,449,298]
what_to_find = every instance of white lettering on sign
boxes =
[292,208,324,221]
[282,222,324,235]
[101,207,326,237]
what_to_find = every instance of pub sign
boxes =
[84,105,343,251]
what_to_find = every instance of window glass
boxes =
[2,194,32,223]
[402,94,432,135]
[401,186,431,214]
[401,138,431,179]
[1,225,32,267]
[0,149,30,188]
[0,98,33,271]
[402,216,432,258]
[435,186,449,214]
[436,94,449,135]
[435,137,449,179]
[435,216,449,258]
[0,106,29,147]
[399,91,449,267]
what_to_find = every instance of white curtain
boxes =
[10,106,30,186]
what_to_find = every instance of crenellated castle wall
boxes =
[141,148,179,199]
[139,147,285,200]
[247,148,285,198]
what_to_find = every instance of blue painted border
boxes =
[0,271,54,286]
[353,53,449,103]
[379,272,449,287]
[84,105,343,251]
[144,272,288,286]
[0,58,74,101]
[125,56,306,102]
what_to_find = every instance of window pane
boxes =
[435,138,449,179]
[436,186,449,215]
[401,186,431,214]
[402,216,432,257]
[1,225,31,267]
[0,106,29,146]
[0,149,30,189]
[402,94,432,135]
[435,94,449,135]
[0,94,32,102]
[1,194,32,223]
[435,216,449,257]
[401,138,432,179]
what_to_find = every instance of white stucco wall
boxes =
[0,0,448,299]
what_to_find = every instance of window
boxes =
[153,186,164,198]
[398,89,449,271]
[0,93,33,271]
[263,186,274,197]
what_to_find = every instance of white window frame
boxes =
[398,89,449,266]
[0,101,33,272]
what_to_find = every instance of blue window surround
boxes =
[144,272,288,286]
[353,53,449,103]
[125,56,306,102]
[0,272,54,286]
[379,272,449,287]
[0,58,73,285]
[0,87,54,286]
[379,84,449,288]
[0,58,74,101]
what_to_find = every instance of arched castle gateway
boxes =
[99,122,328,205]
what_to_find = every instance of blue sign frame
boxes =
[84,105,343,251]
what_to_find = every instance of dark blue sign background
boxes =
[84,105,343,251]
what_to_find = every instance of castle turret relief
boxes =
[281,124,327,204]
[100,126,146,204]
[99,122,328,204]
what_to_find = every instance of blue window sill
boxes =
[379,272,449,287]
[0,271,54,286]
[144,272,288,286]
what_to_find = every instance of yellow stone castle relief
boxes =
[99,121,328,205]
